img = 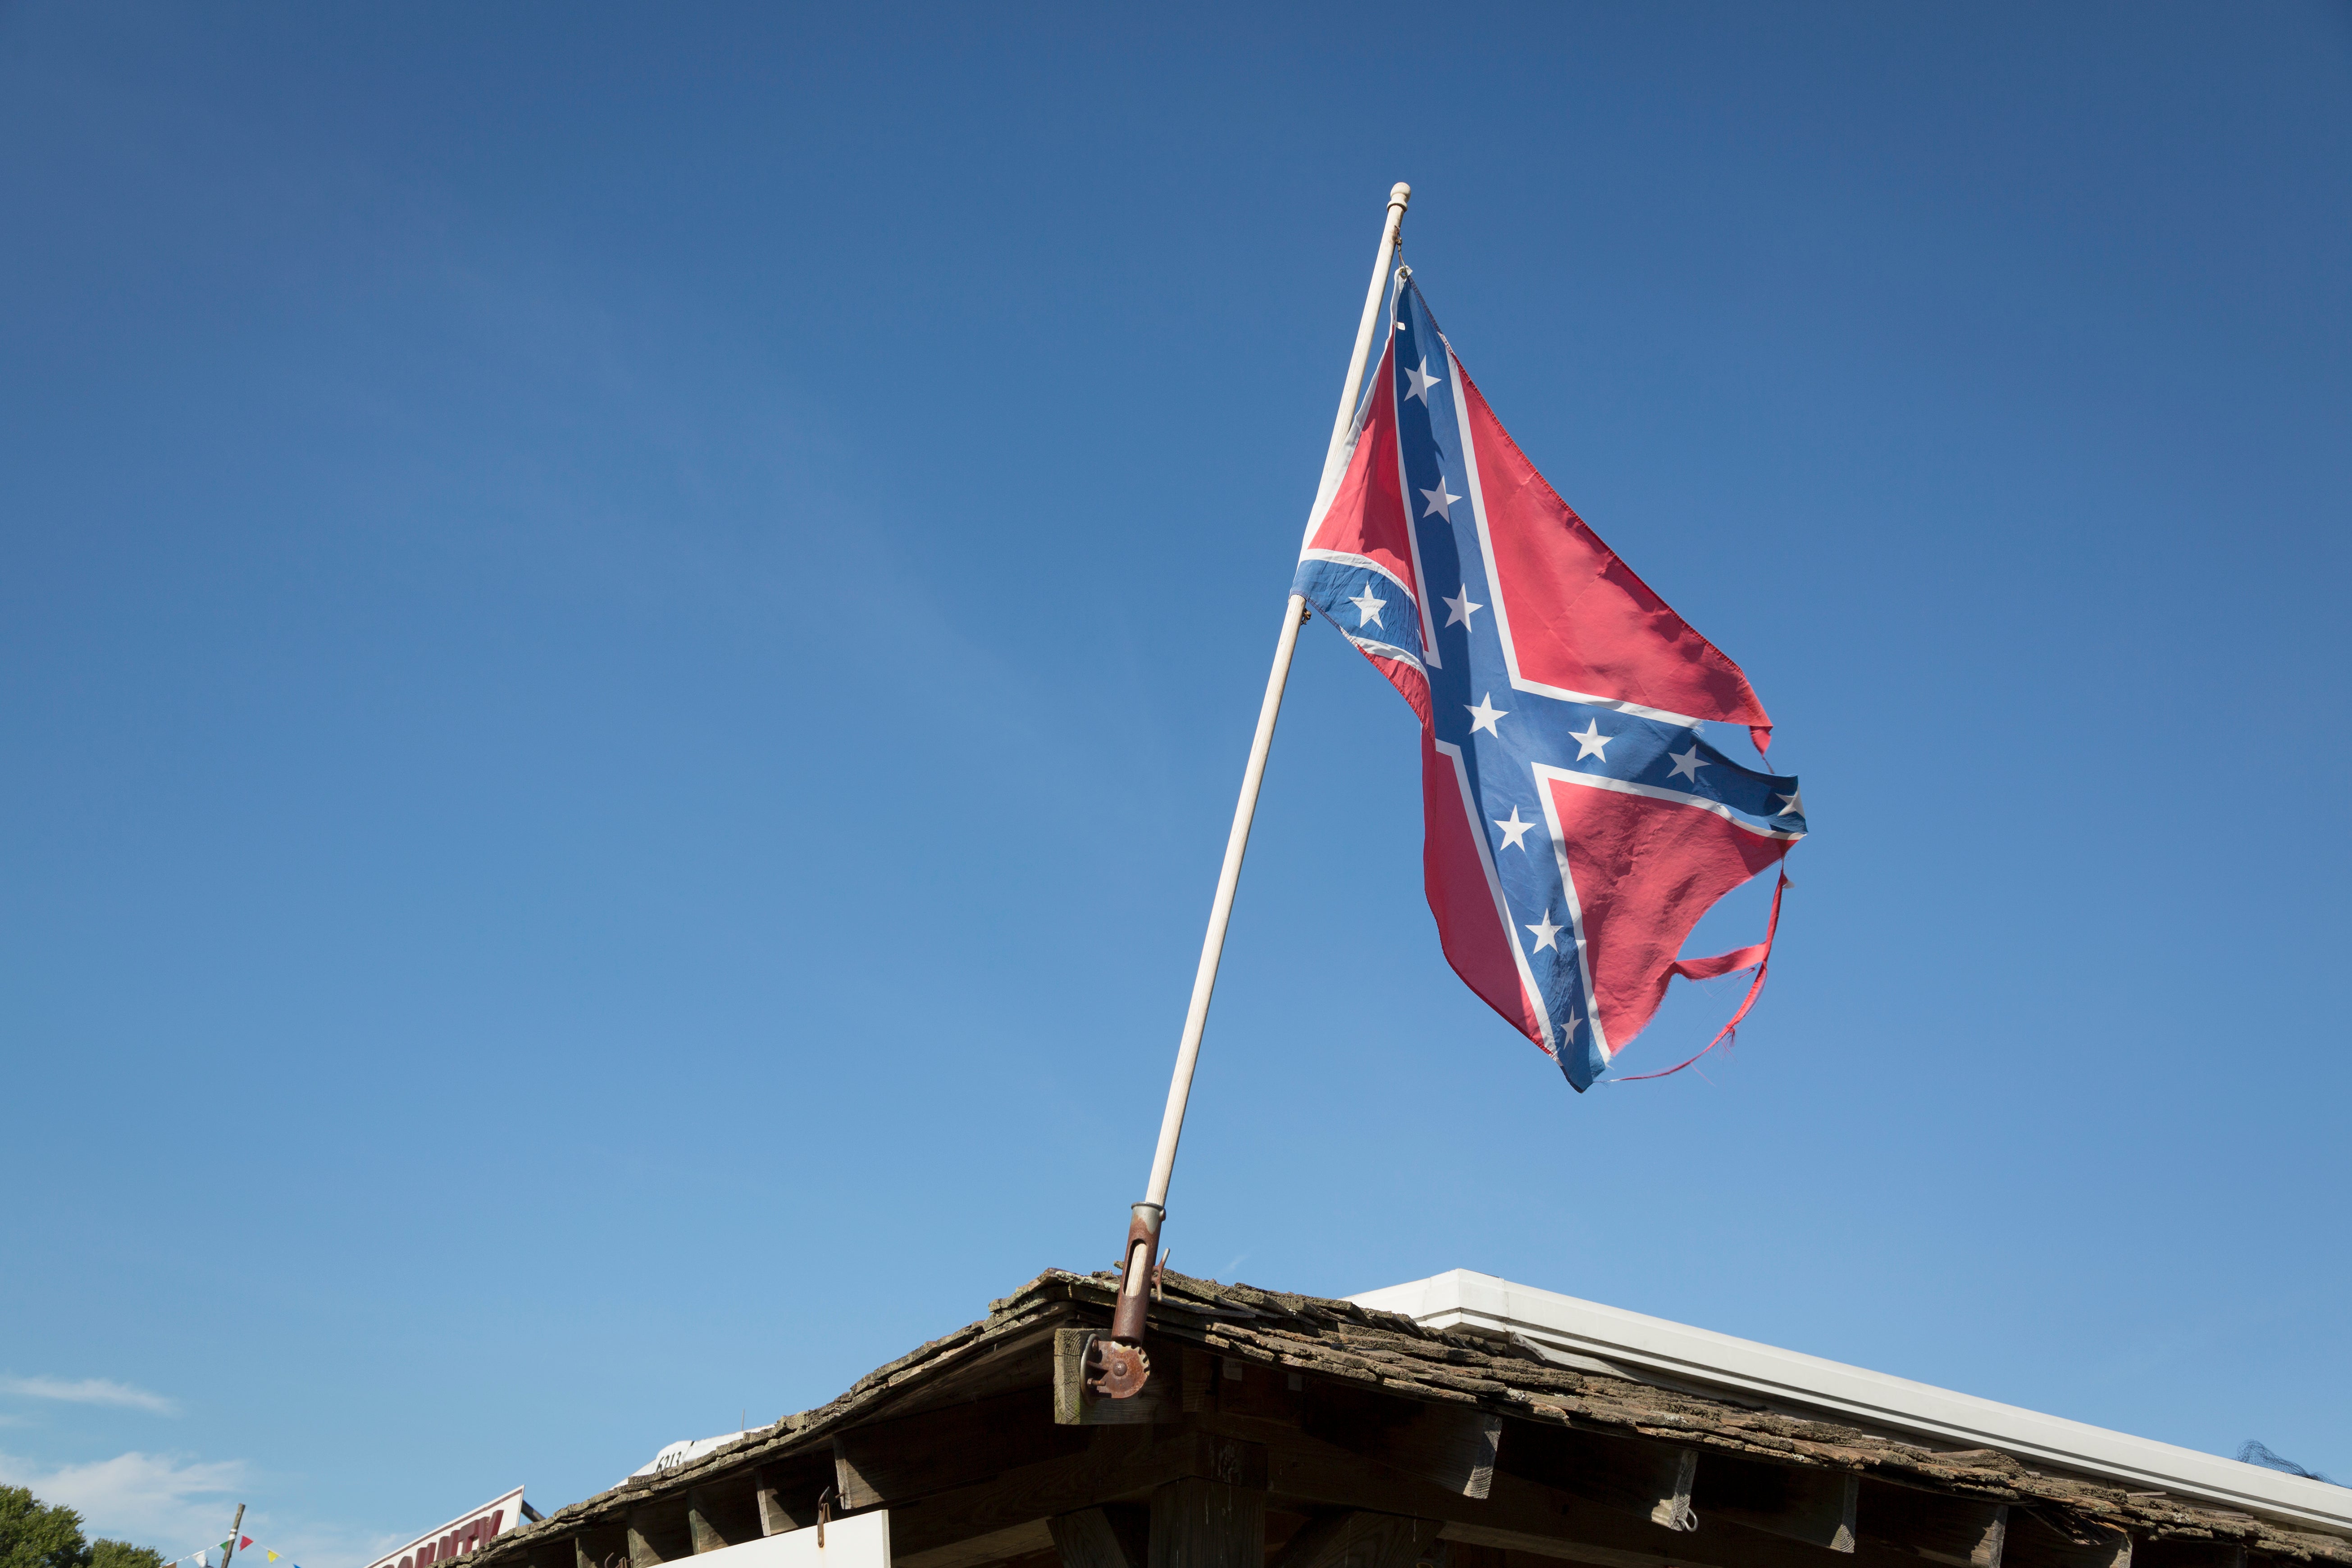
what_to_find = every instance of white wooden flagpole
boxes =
[1097,183,1411,1385]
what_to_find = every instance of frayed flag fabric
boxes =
[1293,275,1805,1089]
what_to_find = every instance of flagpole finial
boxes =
[1389,182,1412,210]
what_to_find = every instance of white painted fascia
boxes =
[1349,1270,2351,1536]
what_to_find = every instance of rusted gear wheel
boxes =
[1087,1336,1152,1399]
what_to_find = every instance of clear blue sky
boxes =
[4,2,2347,1561]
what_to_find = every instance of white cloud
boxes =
[0,1377,180,1416]
[0,1451,244,1550]
[0,1452,402,1568]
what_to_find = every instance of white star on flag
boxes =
[1441,585,1483,627]
[1404,357,1442,403]
[1561,1006,1584,1039]
[1347,583,1386,628]
[1570,718,1612,759]
[1775,789,1806,817]
[1466,693,1507,735]
[1526,910,1565,952]
[1420,479,1461,518]
[1666,744,1709,782]
[1493,806,1536,851]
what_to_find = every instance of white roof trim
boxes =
[1348,1270,2351,1535]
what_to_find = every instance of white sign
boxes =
[365,1487,531,1568]
[679,1516,890,1568]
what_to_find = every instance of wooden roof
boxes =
[460,1268,2350,1568]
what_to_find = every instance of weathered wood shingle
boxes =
[463,1268,2350,1568]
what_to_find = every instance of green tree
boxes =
[89,1542,168,1568]
[0,1488,169,1568]
[0,1486,90,1568]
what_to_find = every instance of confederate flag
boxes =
[1291,275,1805,1089]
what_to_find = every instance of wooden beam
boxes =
[836,1387,1091,1508]
[1452,1525,1942,1568]
[1055,1329,1176,1427]
[1381,1406,1499,1501]
[886,1428,1269,1561]
[1692,1456,1857,1552]
[1149,1477,1265,1568]
[1182,1354,1216,1416]
[1213,1359,1304,1426]
[756,1472,798,1538]
[886,1325,1066,1415]
[1269,1512,1440,1568]
[900,1521,1059,1568]
[1206,1412,1856,1568]
[1051,1507,1150,1568]
[1436,1521,1669,1568]
[2135,1543,2241,1568]
[572,1527,629,1568]
[1571,1448,1695,1534]
[1496,1421,1694,1533]
[626,1512,663,1568]
[2003,1511,2130,1568]
[685,1491,730,1555]
[1858,1486,2007,1568]
[1302,1390,1498,1500]
[1055,1331,1089,1426]
[754,1463,827,1536]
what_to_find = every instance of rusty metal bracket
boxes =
[1091,1202,1163,1398]
[1082,1331,1151,1400]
